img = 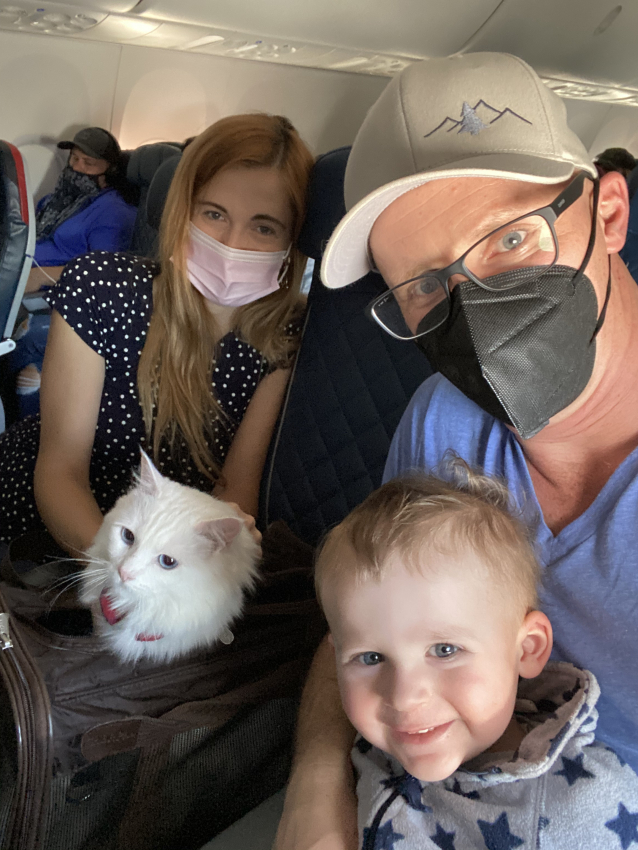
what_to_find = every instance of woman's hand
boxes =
[273,637,358,850]
[225,501,262,551]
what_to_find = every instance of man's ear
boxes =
[518,610,553,679]
[598,171,630,254]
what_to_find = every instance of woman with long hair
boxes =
[0,114,314,555]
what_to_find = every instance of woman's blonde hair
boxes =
[138,114,314,481]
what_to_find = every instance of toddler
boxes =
[315,462,638,850]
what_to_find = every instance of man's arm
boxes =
[274,636,359,850]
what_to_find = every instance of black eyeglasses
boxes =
[366,171,595,341]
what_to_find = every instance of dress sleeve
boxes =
[46,252,148,358]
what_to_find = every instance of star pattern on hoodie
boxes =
[363,819,405,850]
[477,812,524,850]
[605,803,638,850]
[553,753,595,787]
[381,773,432,812]
[430,822,457,850]
[447,777,480,800]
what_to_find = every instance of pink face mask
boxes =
[186,223,290,307]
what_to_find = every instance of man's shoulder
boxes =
[388,373,506,475]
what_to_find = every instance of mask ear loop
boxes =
[590,255,612,342]
[570,178,600,293]
[277,244,293,286]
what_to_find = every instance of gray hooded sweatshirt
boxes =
[353,663,638,850]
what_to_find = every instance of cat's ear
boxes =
[195,517,243,551]
[138,449,164,496]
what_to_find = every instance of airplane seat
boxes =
[127,142,182,257]
[259,145,433,545]
[0,141,35,434]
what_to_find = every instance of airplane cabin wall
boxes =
[0,28,386,200]
[3,28,638,203]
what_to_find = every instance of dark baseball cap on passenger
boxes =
[57,127,121,164]
[322,52,597,289]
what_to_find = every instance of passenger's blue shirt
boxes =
[34,189,136,267]
[384,372,638,773]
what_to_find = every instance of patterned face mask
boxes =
[35,165,104,240]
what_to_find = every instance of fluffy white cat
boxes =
[80,451,260,664]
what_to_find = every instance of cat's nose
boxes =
[118,566,133,582]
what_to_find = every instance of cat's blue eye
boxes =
[121,527,135,545]
[158,554,178,570]
[358,652,384,666]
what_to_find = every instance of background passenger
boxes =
[0,114,314,557]
[12,127,138,416]
[27,126,137,291]
[594,146,637,179]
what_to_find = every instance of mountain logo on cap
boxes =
[424,100,532,139]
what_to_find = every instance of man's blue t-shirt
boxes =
[384,372,638,773]
[34,189,136,267]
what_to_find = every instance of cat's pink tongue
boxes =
[99,590,124,625]
[99,590,163,642]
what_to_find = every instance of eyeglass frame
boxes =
[365,170,596,341]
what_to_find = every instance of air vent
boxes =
[0,2,105,32]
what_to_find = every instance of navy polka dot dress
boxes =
[0,252,302,543]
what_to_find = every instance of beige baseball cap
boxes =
[321,52,597,289]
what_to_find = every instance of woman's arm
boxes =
[34,310,106,557]
[274,637,359,850]
[214,366,291,517]
[26,265,65,292]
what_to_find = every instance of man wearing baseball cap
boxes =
[14,127,137,418]
[276,53,638,849]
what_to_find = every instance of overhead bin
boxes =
[464,0,638,101]
[131,0,503,58]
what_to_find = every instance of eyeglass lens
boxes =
[373,213,558,340]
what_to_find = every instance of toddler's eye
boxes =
[429,643,459,659]
[358,652,384,666]
[121,527,135,545]
[158,554,178,570]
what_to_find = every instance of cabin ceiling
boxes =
[2,0,638,105]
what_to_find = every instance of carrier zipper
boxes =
[0,612,12,649]
[0,600,53,850]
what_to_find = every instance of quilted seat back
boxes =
[261,147,433,545]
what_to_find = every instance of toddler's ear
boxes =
[518,610,553,679]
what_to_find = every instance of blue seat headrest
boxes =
[146,155,182,232]
[126,143,182,187]
[297,146,350,261]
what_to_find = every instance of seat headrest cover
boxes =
[297,147,350,261]
[126,143,182,186]
[146,156,182,232]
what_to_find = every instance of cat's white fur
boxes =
[80,451,260,664]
